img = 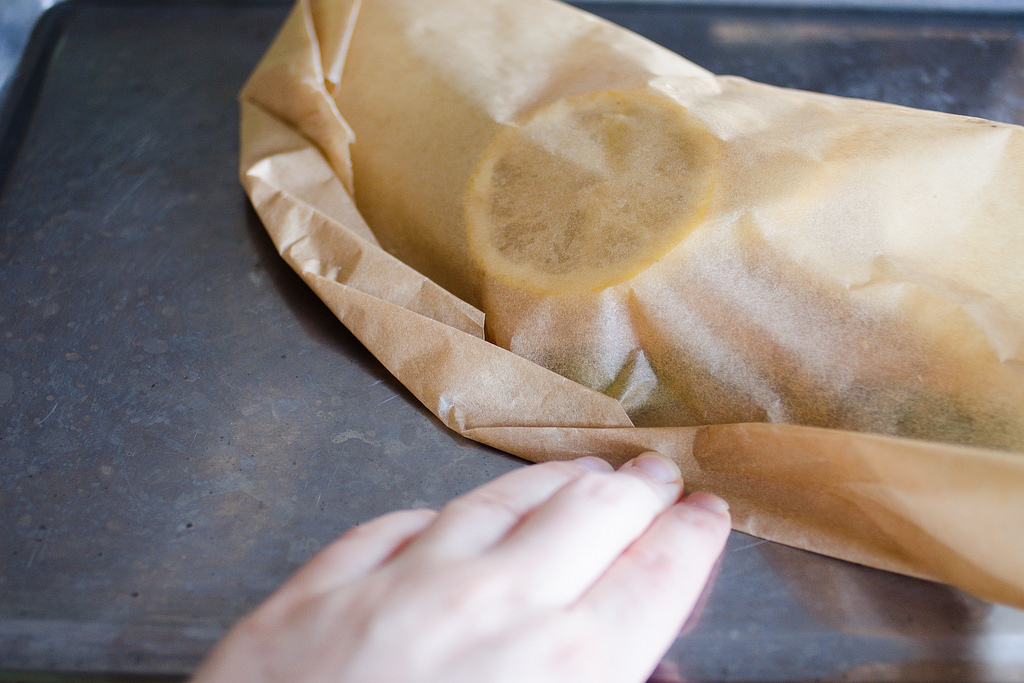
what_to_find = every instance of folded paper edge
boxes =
[464,422,1024,609]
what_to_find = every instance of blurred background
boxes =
[4,0,1024,110]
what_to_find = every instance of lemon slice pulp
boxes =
[465,90,716,294]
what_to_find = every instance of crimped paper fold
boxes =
[240,0,1024,608]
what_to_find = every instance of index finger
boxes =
[401,457,614,563]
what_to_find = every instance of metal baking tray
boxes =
[2,0,1023,680]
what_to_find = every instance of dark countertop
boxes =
[1,1,1023,680]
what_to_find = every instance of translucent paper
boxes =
[240,0,1024,607]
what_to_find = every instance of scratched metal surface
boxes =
[1,1,1023,680]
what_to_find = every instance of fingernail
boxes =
[574,456,614,473]
[685,492,730,516]
[627,452,681,484]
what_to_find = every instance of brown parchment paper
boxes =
[239,0,1024,608]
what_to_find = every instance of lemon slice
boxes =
[465,90,717,294]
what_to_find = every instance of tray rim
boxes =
[5,0,1024,184]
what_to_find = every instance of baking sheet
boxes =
[1,0,1024,680]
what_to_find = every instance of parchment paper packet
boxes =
[239,0,1024,607]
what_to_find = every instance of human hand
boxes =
[190,453,730,683]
